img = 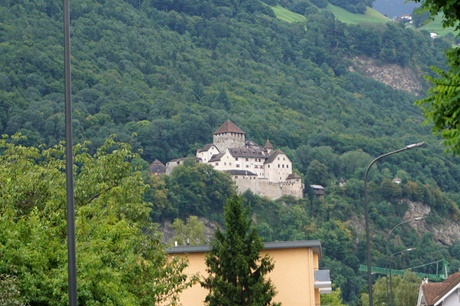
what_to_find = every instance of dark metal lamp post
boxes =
[387,248,416,306]
[364,142,425,306]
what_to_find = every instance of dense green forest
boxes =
[1,0,460,304]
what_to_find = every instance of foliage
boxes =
[416,65,460,155]
[0,136,192,305]
[360,271,420,306]
[170,216,207,246]
[320,287,346,306]
[201,195,280,306]
[412,0,460,155]
[2,0,460,304]
[413,0,460,30]
[148,161,236,220]
[0,274,25,306]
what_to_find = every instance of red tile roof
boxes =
[421,272,460,305]
[213,120,245,135]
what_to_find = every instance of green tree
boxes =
[0,274,25,306]
[360,271,420,306]
[320,287,345,306]
[412,0,460,154]
[201,195,280,306]
[307,159,329,186]
[0,135,192,305]
[170,215,207,246]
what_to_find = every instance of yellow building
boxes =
[167,240,331,305]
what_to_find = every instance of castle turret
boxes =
[264,139,273,153]
[212,120,245,152]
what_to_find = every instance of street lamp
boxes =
[364,142,425,306]
[64,0,77,304]
[387,248,416,306]
[386,217,425,256]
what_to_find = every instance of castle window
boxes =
[215,163,219,166]
[278,164,280,168]
[235,158,239,161]
[224,162,226,166]
[246,165,249,168]
[282,165,284,168]
[236,164,240,168]
[229,163,232,166]
[287,165,289,168]
[246,158,248,161]
[268,165,270,168]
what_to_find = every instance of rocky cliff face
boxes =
[348,56,426,96]
[351,199,460,247]
[403,200,460,246]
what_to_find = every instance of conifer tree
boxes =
[201,195,280,306]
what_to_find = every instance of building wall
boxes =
[167,246,322,306]
[233,176,303,200]
[213,133,245,152]
[442,287,460,306]
[197,145,219,163]
[265,153,292,182]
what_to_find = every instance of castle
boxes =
[163,120,304,200]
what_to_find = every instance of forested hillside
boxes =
[1,0,460,304]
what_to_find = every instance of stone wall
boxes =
[233,176,304,200]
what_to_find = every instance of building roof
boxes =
[287,173,301,180]
[166,240,322,259]
[197,143,218,153]
[167,157,201,164]
[264,139,273,149]
[264,150,285,164]
[228,147,267,158]
[421,272,460,305]
[149,159,166,173]
[213,120,245,135]
[208,153,225,162]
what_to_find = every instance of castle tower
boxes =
[212,120,245,152]
[264,139,273,154]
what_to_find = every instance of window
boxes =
[282,165,284,168]
[278,164,280,168]
[236,164,240,168]
[236,158,239,161]
[215,163,219,166]
[246,158,248,161]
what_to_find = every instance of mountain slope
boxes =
[2,0,460,303]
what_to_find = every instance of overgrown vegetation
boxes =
[1,0,460,304]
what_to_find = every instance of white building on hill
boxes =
[166,120,304,200]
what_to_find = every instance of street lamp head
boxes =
[406,142,425,149]
[414,217,425,221]
[406,248,416,252]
